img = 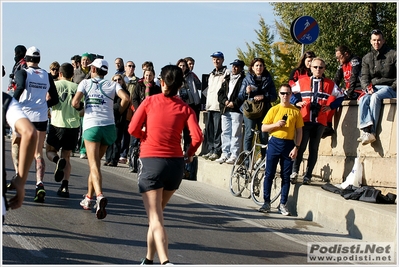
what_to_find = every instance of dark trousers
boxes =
[128,136,140,170]
[120,121,130,159]
[204,110,222,155]
[105,122,125,164]
[263,137,294,205]
[292,122,325,178]
[183,104,201,152]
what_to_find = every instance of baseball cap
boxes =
[25,46,40,57]
[88,58,108,71]
[210,51,224,58]
[230,59,245,67]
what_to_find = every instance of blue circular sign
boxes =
[291,16,319,45]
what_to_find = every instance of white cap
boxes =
[88,58,108,71]
[26,46,40,57]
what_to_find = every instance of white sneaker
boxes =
[80,153,87,159]
[361,132,376,145]
[225,157,236,164]
[290,172,298,184]
[80,195,92,210]
[215,156,228,164]
[95,195,108,220]
[278,203,291,216]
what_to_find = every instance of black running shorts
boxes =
[46,124,79,151]
[138,157,184,193]
[32,121,48,132]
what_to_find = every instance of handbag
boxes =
[243,95,264,119]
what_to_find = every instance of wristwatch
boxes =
[295,145,300,149]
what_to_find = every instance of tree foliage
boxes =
[237,16,275,78]
[271,2,397,78]
[237,2,397,85]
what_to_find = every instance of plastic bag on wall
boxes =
[340,157,363,189]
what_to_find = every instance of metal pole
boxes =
[301,44,305,56]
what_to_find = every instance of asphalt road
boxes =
[2,139,361,265]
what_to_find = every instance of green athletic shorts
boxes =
[83,125,116,146]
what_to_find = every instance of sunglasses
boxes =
[371,29,383,35]
[127,65,135,68]
[51,68,59,71]
[312,66,324,70]
[114,78,122,82]
[279,92,291,96]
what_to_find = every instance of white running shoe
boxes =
[80,195,92,210]
[95,195,108,219]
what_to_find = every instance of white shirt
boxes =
[18,67,51,122]
[77,78,122,131]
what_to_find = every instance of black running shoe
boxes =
[34,184,46,203]
[54,158,66,182]
[57,186,70,198]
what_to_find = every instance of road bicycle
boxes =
[229,129,266,197]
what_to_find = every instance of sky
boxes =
[1,1,279,92]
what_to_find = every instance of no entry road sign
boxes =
[290,16,319,45]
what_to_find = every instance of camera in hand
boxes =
[310,102,321,118]
[282,114,288,121]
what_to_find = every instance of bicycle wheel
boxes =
[251,158,282,206]
[250,160,265,206]
[270,176,282,207]
[229,150,251,197]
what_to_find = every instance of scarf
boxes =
[144,81,152,97]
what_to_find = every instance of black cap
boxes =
[230,59,245,67]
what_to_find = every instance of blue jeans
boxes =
[243,115,268,158]
[263,137,294,205]
[292,122,325,179]
[358,85,396,133]
[220,111,243,159]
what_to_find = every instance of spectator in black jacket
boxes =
[358,29,396,145]
[321,45,362,139]
[104,74,130,167]
[216,59,246,164]
[334,45,362,100]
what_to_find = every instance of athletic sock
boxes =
[143,258,153,264]
[61,180,69,188]
[53,155,60,163]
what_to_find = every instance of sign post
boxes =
[290,16,319,56]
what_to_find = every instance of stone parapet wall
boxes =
[314,99,396,194]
